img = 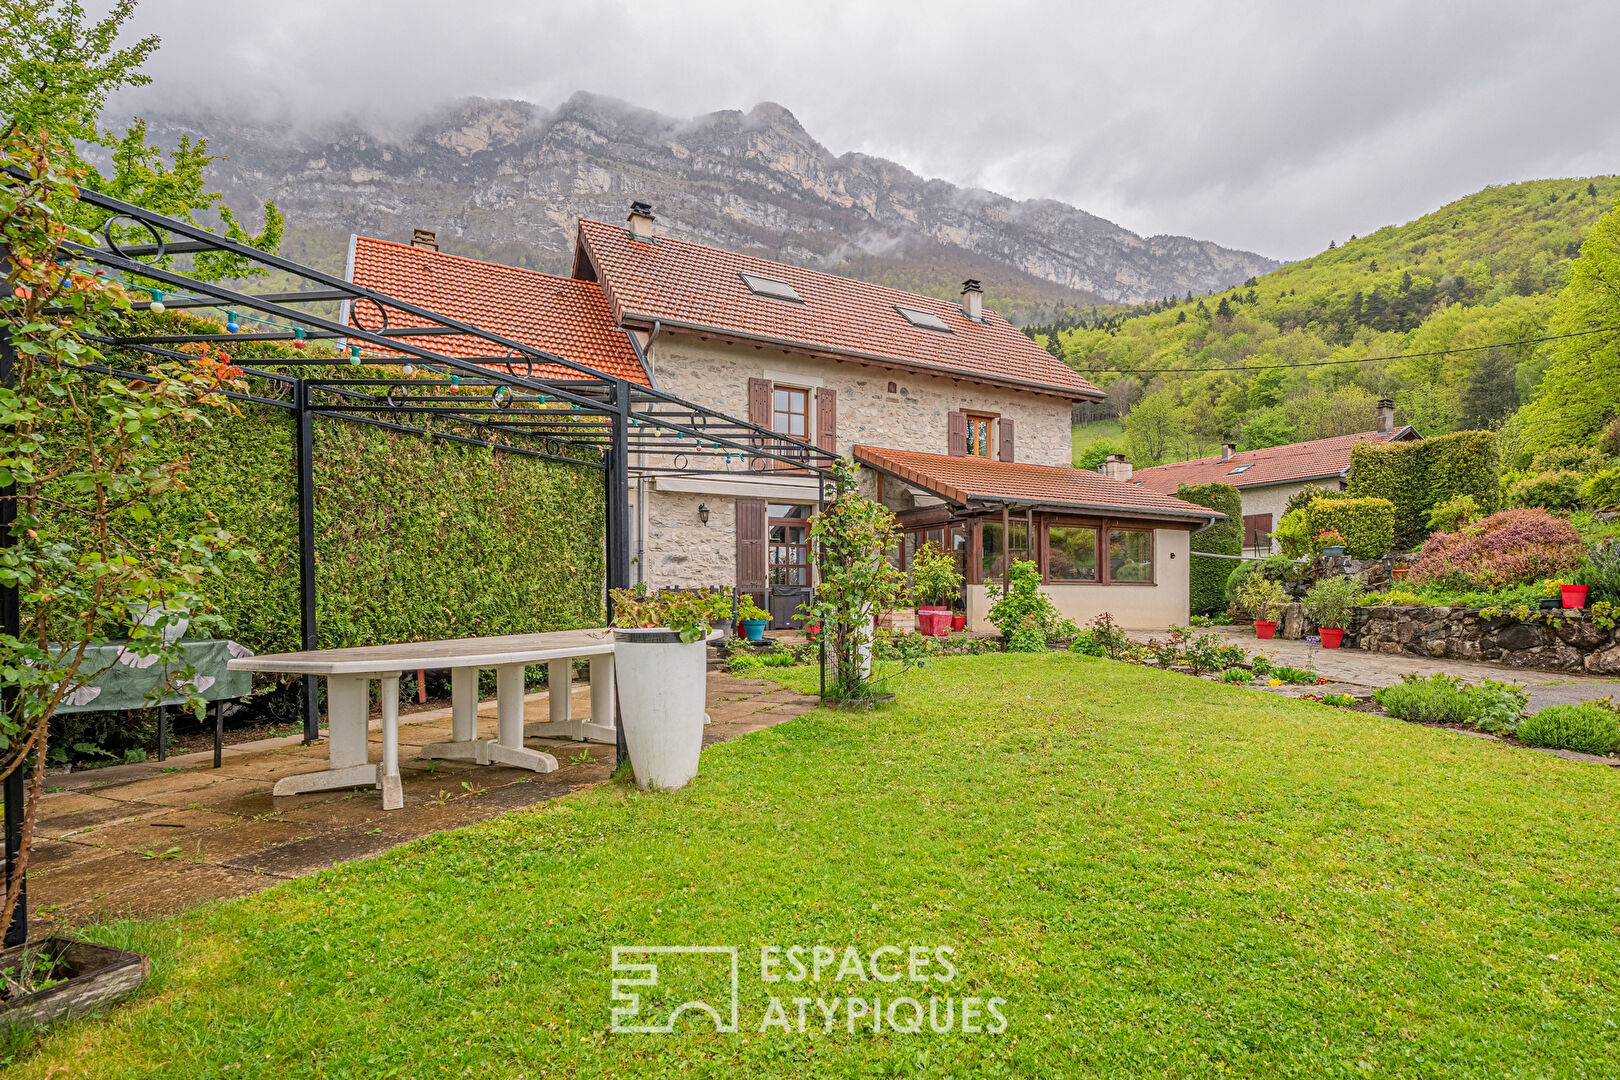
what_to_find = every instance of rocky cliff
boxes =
[149,93,1278,317]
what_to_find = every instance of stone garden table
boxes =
[228,631,617,810]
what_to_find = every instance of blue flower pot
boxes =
[741,619,768,642]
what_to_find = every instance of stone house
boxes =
[349,205,1224,630]
[1131,403,1419,553]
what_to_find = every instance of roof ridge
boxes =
[356,235,599,290]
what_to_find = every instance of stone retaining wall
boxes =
[1350,605,1620,673]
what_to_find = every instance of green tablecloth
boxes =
[56,639,255,714]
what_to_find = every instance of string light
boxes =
[225,312,240,333]
[348,344,361,366]
[401,363,415,375]
[147,289,165,314]
[292,327,306,350]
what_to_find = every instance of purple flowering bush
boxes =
[1410,508,1585,589]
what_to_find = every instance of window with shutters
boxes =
[964,413,994,458]
[772,387,809,439]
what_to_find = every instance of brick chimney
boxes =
[1376,398,1395,433]
[627,200,656,240]
[410,228,438,251]
[1220,442,1236,463]
[961,279,983,322]
[1099,453,1133,482]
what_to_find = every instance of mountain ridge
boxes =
[143,92,1279,320]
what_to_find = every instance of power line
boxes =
[1081,325,1620,376]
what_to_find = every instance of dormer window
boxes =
[895,305,952,333]
[740,272,803,304]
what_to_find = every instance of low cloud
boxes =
[114,0,1620,259]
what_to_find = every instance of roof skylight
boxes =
[739,272,803,304]
[1227,464,1253,474]
[895,305,952,333]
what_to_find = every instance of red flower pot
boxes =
[950,614,967,632]
[1254,620,1277,639]
[1319,627,1345,649]
[918,611,950,637]
[1562,584,1589,609]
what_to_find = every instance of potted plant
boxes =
[1315,527,1347,558]
[610,585,733,790]
[950,599,967,633]
[735,596,771,642]
[0,938,148,1030]
[1303,576,1365,648]
[1560,579,1590,609]
[1236,576,1287,639]
[909,542,964,637]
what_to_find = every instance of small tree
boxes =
[0,137,248,935]
[908,541,963,607]
[802,460,907,702]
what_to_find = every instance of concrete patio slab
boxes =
[19,670,815,929]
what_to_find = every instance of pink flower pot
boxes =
[918,611,950,637]
[1319,627,1345,649]
[1255,620,1277,640]
[1562,584,1589,609]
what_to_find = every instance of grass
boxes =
[11,654,1620,1077]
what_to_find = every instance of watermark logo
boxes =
[610,946,740,1034]
[610,944,1005,1035]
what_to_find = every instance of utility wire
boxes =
[1080,325,1620,376]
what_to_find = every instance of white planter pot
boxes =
[613,628,709,790]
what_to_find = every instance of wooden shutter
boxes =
[948,411,967,457]
[998,417,1015,462]
[816,387,837,454]
[748,377,772,471]
[736,498,767,600]
[1243,513,1273,549]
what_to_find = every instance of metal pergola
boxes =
[11,180,837,744]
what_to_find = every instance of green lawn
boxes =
[1070,419,1125,466]
[12,655,1620,1077]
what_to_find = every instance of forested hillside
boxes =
[1041,177,1620,467]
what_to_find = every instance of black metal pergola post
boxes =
[0,307,24,948]
[295,378,320,743]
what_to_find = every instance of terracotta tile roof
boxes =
[574,219,1101,401]
[1132,428,1418,493]
[853,445,1224,523]
[346,236,649,385]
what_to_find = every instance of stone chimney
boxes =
[1099,453,1133,482]
[410,228,438,251]
[961,279,983,322]
[627,200,656,240]
[1376,397,1395,433]
[1220,443,1236,463]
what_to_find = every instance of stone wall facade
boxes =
[648,334,1075,466]
[1351,605,1620,673]
[643,488,737,588]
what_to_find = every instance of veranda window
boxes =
[980,520,1028,581]
[1047,526,1098,582]
[1108,528,1155,583]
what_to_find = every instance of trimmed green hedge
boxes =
[1177,482,1242,615]
[1304,497,1396,558]
[1347,431,1499,550]
[58,384,606,655]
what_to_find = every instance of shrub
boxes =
[1235,576,1287,621]
[1177,482,1242,615]
[1576,541,1620,603]
[1410,508,1586,589]
[736,596,771,622]
[1426,494,1479,534]
[1532,446,1607,475]
[1505,470,1584,511]
[908,542,964,607]
[1373,673,1529,731]
[1272,509,1311,558]
[1304,497,1396,558]
[1224,554,1299,610]
[1303,576,1365,629]
[1582,466,1620,510]
[1006,625,1048,653]
[1374,674,1478,724]
[1068,630,1107,657]
[1085,612,1133,660]
[1347,431,1500,550]
[1284,484,1348,518]
[1516,704,1619,755]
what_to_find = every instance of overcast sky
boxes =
[113,0,1620,260]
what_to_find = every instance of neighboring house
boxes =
[1131,402,1419,553]
[350,204,1224,629]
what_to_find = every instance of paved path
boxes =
[1194,626,1620,713]
[22,672,816,929]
